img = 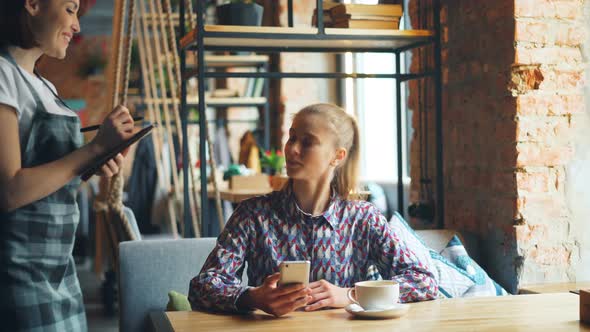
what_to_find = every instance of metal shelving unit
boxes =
[179,0,443,237]
[144,96,267,107]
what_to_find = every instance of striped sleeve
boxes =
[188,203,253,313]
[367,208,439,302]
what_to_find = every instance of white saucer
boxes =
[345,303,410,319]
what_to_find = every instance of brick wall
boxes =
[571,0,590,281]
[512,0,587,286]
[409,0,589,292]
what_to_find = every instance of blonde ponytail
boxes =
[295,103,360,200]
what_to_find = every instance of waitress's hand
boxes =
[90,105,135,156]
[89,105,134,177]
[95,153,125,178]
[238,273,312,317]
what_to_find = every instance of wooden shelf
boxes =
[203,186,368,203]
[144,96,267,107]
[187,96,266,107]
[180,25,434,52]
[176,54,269,68]
[200,55,269,67]
[194,180,272,203]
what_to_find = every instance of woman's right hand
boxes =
[241,273,311,317]
[90,105,135,155]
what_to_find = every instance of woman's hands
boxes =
[95,153,125,178]
[238,275,353,316]
[239,273,312,317]
[304,279,353,311]
[89,105,135,178]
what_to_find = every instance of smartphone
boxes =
[278,261,310,286]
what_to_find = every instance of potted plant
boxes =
[260,149,288,190]
[216,0,264,26]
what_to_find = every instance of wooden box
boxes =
[229,174,270,190]
[582,289,590,324]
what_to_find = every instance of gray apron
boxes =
[0,51,87,331]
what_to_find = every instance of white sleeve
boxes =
[0,59,20,118]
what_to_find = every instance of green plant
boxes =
[260,149,285,175]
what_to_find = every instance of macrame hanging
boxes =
[93,0,139,275]
[94,0,225,271]
[136,0,190,237]
[137,0,225,231]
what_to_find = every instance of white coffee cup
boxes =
[347,280,400,310]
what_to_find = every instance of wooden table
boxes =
[519,282,590,294]
[206,186,272,203]
[150,293,590,331]
[216,188,272,203]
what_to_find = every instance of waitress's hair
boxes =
[0,0,38,49]
[294,103,360,200]
[0,0,90,49]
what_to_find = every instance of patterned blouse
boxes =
[189,185,438,312]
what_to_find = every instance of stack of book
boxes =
[243,77,265,98]
[312,2,402,30]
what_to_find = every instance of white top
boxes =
[0,56,77,147]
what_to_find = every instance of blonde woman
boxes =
[190,103,438,317]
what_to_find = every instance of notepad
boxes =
[80,124,155,181]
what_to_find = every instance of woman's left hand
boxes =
[96,153,125,178]
[304,279,352,311]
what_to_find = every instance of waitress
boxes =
[0,0,135,330]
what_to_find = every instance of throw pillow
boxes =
[439,235,508,297]
[166,290,191,311]
[387,212,475,298]
[387,212,508,298]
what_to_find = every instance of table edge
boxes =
[150,311,174,332]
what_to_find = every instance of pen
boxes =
[80,116,145,132]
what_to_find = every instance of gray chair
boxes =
[118,238,219,332]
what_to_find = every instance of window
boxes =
[343,0,411,185]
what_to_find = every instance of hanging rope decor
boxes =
[93,0,138,275]
[107,0,138,246]
[95,0,228,256]
[138,0,186,237]
[141,0,225,233]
